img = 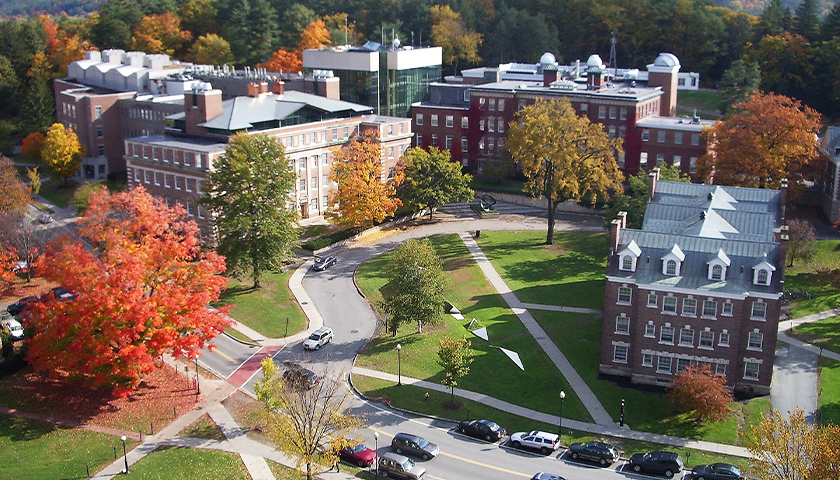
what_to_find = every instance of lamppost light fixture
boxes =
[396,344,402,386]
[120,435,129,474]
[396,344,402,351]
[558,391,566,439]
[560,391,566,399]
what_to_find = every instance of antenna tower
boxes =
[609,33,618,79]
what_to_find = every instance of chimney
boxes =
[779,178,788,222]
[184,88,223,136]
[543,65,558,87]
[777,225,789,279]
[617,210,627,229]
[648,167,660,202]
[246,82,268,97]
[272,80,285,95]
[588,70,603,90]
[259,81,268,94]
[610,219,622,254]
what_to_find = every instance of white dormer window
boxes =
[618,240,642,272]
[753,255,776,286]
[707,249,730,281]
[662,244,685,276]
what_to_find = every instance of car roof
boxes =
[394,432,423,441]
[649,451,680,459]
[313,327,332,334]
[381,452,411,462]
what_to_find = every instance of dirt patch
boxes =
[0,275,59,304]
[542,243,568,255]
[222,391,273,445]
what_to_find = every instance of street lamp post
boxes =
[396,344,402,386]
[121,435,129,474]
[194,356,200,395]
[373,431,379,475]
[559,391,566,439]
[619,398,626,427]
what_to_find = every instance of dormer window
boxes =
[618,240,642,272]
[753,255,776,286]
[661,244,685,276]
[757,269,769,285]
[707,249,730,282]
[711,265,723,281]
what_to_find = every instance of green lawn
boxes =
[355,234,593,422]
[0,415,137,480]
[476,230,608,309]
[37,179,79,208]
[470,177,527,195]
[784,240,840,317]
[216,270,307,338]
[818,357,840,425]
[123,446,248,479]
[677,90,722,115]
[787,316,840,353]
[177,414,226,441]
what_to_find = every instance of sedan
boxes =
[7,296,38,316]
[531,473,566,480]
[281,362,321,390]
[691,463,745,480]
[312,256,337,271]
[339,443,377,467]
[457,419,506,442]
[567,441,619,466]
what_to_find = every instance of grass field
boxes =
[217,270,308,338]
[0,415,136,480]
[123,446,248,479]
[818,357,840,425]
[37,179,79,208]
[177,414,226,441]
[784,240,840,317]
[677,90,722,117]
[470,177,527,195]
[476,230,608,309]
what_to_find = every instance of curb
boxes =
[222,331,261,347]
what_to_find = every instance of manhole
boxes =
[301,302,308,305]
[351,329,359,333]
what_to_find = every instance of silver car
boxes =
[378,452,426,479]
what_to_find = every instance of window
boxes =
[642,129,650,142]
[690,157,698,173]
[699,330,714,348]
[691,133,700,146]
[187,202,195,217]
[719,331,730,347]
[657,356,673,373]
[615,315,630,334]
[97,144,105,155]
[416,134,423,147]
[186,178,193,192]
[677,358,692,373]
[619,107,627,120]
[446,135,453,150]
[498,137,504,149]
[446,115,454,127]
[461,117,469,129]
[640,152,648,169]
[663,296,677,314]
[613,345,628,363]
[655,153,665,166]
[642,353,654,367]
[198,206,205,219]
[751,301,767,320]
[608,126,616,139]
[488,119,495,132]
[96,125,103,138]
[154,172,162,186]
[300,134,306,146]
[480,119,485,131]
[143,170,151,184]
[748,331,764,350]
[721,301,733,316]
[388,147,394,159]
[415,113,424,125]
[431,134,438,147]
[679,328,694,346]
[164,174,171,187]
[744,361,760,380]
[323,196,329,208]
[647,293,657,307]
[711,264,723,281]
[609,106,617,119]
[322,174,328,186]
[619,126,626,138]
[702,300,717,318]
[344,126,349,138]
[299,179,306,191]
[673,155,681,168]
[387,125,393,136]
[489,99,496,111]
[756,269,770,285]
[580,103,588,113]
[498,99,505,110]
[94,105,102,119]
[645,322,656,337]
[674,132,683,144]
[299,159,305,170]
[660,325,675,344]
[461,137,468,153]
[311,156,318,168]
[311,177,317,189]
[431,115,438,127]
[715,362,727,375]
[598,106,606,119]
[682,298,697,316]
[617,286,632,304]
[323,153,329,165]
[311,132,317,144]
[658,130,666,143]
[400,123,404,134]
[174,176,183,190]
[665,259,678,276]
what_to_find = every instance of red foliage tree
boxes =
[24,187,231,396]
[667,364,733,423]
[261,48,303,73]
[21,131,45,164]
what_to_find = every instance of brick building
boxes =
[600,169,787,396]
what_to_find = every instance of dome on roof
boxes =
[539,52,556,65]
[586,54,604,68]
[653,53,680,68]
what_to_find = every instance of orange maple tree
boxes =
[298,19,331,51]
[24,187,231,396]
[0,156,31,215]
[130,12,192,56]
[667,363,733,423]
[327,132,403,227]
[21,131,45,164]
[260,48,303,73]
[698,92,821,200]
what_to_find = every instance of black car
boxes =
[628,451,684,478]
[7,296,38,316]
[457,419,506,442]
[567,441,619,466]
[691,463,745,480]
[281,362,320,389]
[531,473,566,480]
[391,432,440,460]
[312,256,337,271]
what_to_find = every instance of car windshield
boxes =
[350,444,366,454]
[402,458,415,469]
[485,421,500,430]
[417,439,429,448]
[308,333,320,340]
[315,257,326,264]
[10,325,22,332]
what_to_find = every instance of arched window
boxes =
[757,269,769,285]
[621,255,633,271]
[665,259,677,276]
[711,264,723,281]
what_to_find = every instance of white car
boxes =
[1,316,25,340]
[303,327,333,350]
[509,431,560,455]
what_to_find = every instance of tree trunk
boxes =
[429,207,434,220]
[546,197,557,245]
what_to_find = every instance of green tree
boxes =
[226,0,277,66]
[26,167,41,196]
[506,98,624,245]
[437,335,473,405]
[89,0,143,49]
[41,123,82,186]
[0,55,18,117]
[276,3,316,50]
[603,165,689,230]
[749,32,814,102]
[822,1,840,41]
[794,0,820,43]
[254,358,364,480]
[754,0,791,41]
[178,0,218,38]
[202,133,297,289]
[718,59,761,113]
[398,147,473,220]
[20,70,54,133]
[187,34,233,65]
[379,238,447,335]
[430,5,482,75]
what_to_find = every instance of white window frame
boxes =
[657,356,673,374]
[663,296,677,314]
[647,293,657,307]
[431,115,438,127]
[699,330,714,348]
[615,315,630,334]
[613,344,628,363]
[660,325,675,344]
[702,300,717,319]
[642,353,654,367]
[682,298,697,316]
[644,322,656,338]
[719,331,730,347]
[751,301,767,320]
[744,361,760,380]
[617,286,632,305]
[722,301,734,317]
[679,328,694,346]
[748,331,764,350]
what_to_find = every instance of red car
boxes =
[339,443,377,467]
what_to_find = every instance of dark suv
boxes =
[281,362,320,389]
[628,451,684,478]
[391,433,440,460]
[567,441,619,466]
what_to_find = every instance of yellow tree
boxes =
[41,123,84,186]
[327,132,403,227]
[430,5,482,75]
[298,19,331,51]
[130,12,192,56]
[697,92,821,200]
[254,358,364,480]
[323,13,359,45]
[748,408,840,480]
[0,157,31,214]
[188,34,234,65]
[506,99,624,245]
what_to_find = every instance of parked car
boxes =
[1,316,24,340]
[567,441,619,466]
[339,443,377,467]
[531,474,566,480]
[456,419,506,442]
[377,452,426,479]
[303,326,333,350]
[39,212,53,224]
[690,463,745,480]
[312,256,337,271]
[281,362,320,389]
[390,433,439,460]
[11,260,30,273]
[628,451,684,478]
[49,287,76,301]
[7,296,38,316]
[509,431,560,455]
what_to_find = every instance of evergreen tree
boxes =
[20,73,54,133]
[227,0,278,66]
[755,0,791,41]
[276,4,317,50]
[821,1,840,41]
[719,59,761,113]
[0,55,19,117]
[794,0,820,43]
